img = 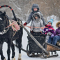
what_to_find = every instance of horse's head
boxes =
[0,11,9,34]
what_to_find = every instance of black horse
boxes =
[0,11,23,60]
[0,11,14,60]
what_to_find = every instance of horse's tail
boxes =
[0,5,17,21]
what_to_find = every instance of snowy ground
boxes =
[0,20,60,60]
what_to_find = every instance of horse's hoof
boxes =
[18,54,21,60]
[12,57,15,60]
[18,58,21,60]
[4,58,6,60]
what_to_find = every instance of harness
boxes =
[0,5,21,36]
[0,5,17,21]
[9,20,21,37]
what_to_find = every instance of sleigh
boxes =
[13,23,60,58]
[11,17,60,58]
[25,34,60,58]
[14,25,60,58]
[26,34,45,56]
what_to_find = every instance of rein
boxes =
[25,25,42,29]
[5,20,16,29]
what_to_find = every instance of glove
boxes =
[51,34,54,38]
[23,22,27,26]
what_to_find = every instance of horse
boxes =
[0,11,14,60]
[0,11,23,60]
[0,5,23,60]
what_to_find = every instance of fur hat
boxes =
[33,12,40,18]
[56,21,60,27]
[32,12,41,20]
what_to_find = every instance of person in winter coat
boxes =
[43,19,55,42]
[23,4,46,35]
[30,12,44,36]
[52,21,60,45]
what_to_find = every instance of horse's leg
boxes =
[11,42,15,60]
[7,39,11,60]
[17,36,22,60]
[0,42,6,60]
[15,27,23,60]
[15,36,22,60]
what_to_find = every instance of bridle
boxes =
[0,16,9,35]
[0,5,18,35]
[0,28,9,35]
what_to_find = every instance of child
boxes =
[52,21,60,45]
[43,19,55,42]
[30,12,43,36]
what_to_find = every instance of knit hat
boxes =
[48,19,53,24]
[56,21,60,27]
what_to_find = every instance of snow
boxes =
[0,19,60,60]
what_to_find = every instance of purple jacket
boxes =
[54,27,60,36]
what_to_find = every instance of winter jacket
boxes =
[26,4,46,25]
[30,16,43,32]
[44,25,54,35]
[54,27,60,36]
